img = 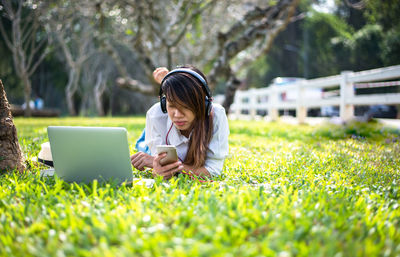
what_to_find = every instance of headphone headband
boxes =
[159,68,212,98]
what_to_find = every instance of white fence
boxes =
[230,65,400,122]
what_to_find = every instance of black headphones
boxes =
[159,68,212,116]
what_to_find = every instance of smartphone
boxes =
[156,145,178,166]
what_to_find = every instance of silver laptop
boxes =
[47,126,133,184]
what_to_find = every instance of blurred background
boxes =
[0,0,399,117]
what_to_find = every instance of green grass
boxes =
[1,117,399,257]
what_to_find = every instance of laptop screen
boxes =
[48,126,133,183]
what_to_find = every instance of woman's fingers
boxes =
[159,161,183,175]
[154,152,167,166]
[152,150,183,179]
[163,166,184,180]
[130,153,137,161]
[153,67,169,84]
[131,155,140,168]
[137,161,146,171]
[152,153,184,179]
[144,155,155,169]
[132,158,144,170]
[132,152,181,176]
[131,152,143,162]
[131,152,150,170]
[135,157,146,171]
[158,161,184,180]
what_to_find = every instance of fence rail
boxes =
[230,65,400,122]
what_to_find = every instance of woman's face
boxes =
[166,100,195,133]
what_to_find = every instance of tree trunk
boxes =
[94,91,104,116]
[66,89,76,116]
[222,75,242,114]
[167,46,172,70]
[0,80,25,172]
[94,72,106,116]
[65,69,80,116]
[22,74,32,117]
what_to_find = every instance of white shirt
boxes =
[144,102,229,177]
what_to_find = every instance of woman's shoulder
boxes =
[211,103,229,132]
[147,102,167,118]
[212,103,227,119]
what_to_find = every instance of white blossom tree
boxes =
[96,0,300,112]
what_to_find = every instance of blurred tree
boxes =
[335,0,366,30]
[362,0,400,118]
[363,0,400,30]
[351,24,383,71]
[98,0,300,112]
[46,0,96,116]
[245,4,352,86]
[0,0,302,115]
[95,0,217,95]
[208,0,301,112]
[330,0,400,71]
[246,0,400,89]
[2,0,399,117]
[0,0,50,116]
[80,51,116,116]
[363,0,400,66]
[304,11,353,77]
[0,25,22,103]
[380,25,400,67]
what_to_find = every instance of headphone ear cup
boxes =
[160,96,167,113]
[205,97,212,116]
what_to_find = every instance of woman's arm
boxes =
[131,67,171,172]
[182,164,211,178]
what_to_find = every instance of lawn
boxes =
[1,117,399,257]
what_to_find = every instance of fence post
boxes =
[296,81,306,124]
[268,86,279,121]
[234,91,242,119]
[340,71,354,121]
[249,89,257,119]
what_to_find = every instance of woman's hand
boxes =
[152,152,184,180]
[153,67,169,84]
[131,152,154,171]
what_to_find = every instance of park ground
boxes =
[0,117,399,256]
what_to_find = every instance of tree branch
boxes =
[102,39,129,78]
[116,77,155,95]
[26,31,48,70]
[344,0,365,10]
[168,0,186,28]
[208,0,300,87]
[55,31,75,67]
[170,0,214,47]
[76,29,93,65]
[219,5,274,46]
[21,13,34,42]
[0,18,14,51]
[28,46,50,77]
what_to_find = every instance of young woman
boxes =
[130,65,229,179]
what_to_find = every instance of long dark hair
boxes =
[162,66,213,168]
